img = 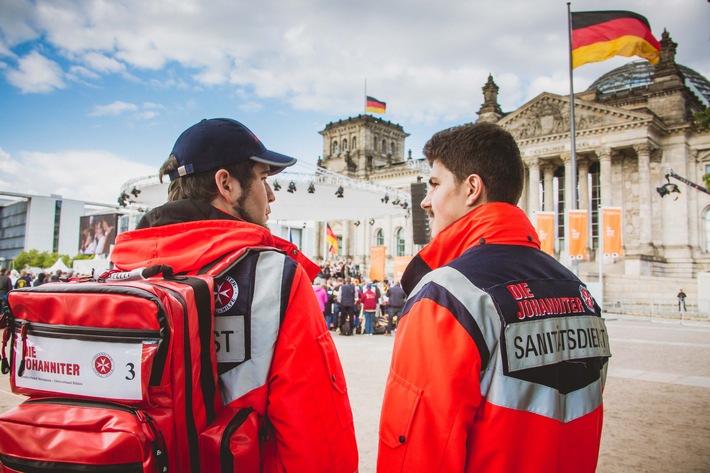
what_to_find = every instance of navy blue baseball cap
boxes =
[167,118,297,180]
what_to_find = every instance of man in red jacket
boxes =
[112,118,358,472]
[378,122,610,472]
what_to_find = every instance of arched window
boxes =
[376,229,384,246]
[395,227,405,256]
[352,136,357,149]
[343,138,348,151]
[704,207,710,252]
[373,136,378,151]
[382,140,386,153]
[390,142,396,156]
[332,141,339,154]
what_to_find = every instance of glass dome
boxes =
[587,60,710,106]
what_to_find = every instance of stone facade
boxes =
[318,32,710,311]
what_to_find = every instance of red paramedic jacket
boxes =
[377,203,610,472]
[112,200,358,473]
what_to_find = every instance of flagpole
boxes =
[364,79,367,114]
[567,2,579,275]
[567,3,578,210]
[598,207,604,312]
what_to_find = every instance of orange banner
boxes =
[602,207,623,258]
[369,245,387,282]
[535,212,556,256]
[567,210,588,260]
[393,256,413,282]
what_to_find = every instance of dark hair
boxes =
[422,122,523,204]
[159,155,256,203]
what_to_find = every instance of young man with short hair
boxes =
[112,118,358,472]
[378,122,610,472]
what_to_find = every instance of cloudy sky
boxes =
[0,0,708,205]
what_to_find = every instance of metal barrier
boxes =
[602,299,709,320]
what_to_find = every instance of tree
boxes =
[695,108,710,130]
[12,250,71,271]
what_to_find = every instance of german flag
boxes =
[571,11,660,69]
[326,223,338,254]
[366,96,386,114]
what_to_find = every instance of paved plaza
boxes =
[1,314,709,472]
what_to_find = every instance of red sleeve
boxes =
[377,295,481,472]
[265,265,358,472]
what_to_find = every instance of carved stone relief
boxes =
[504,95,641,141]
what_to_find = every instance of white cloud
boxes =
[68,65,100,80]
[90,101,139,116]
[1,0,708,127]
[0,147,156,205]
[5,50,65,93]
[89,101,166,121]
[82,52,125,74]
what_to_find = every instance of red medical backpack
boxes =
[0,266,223,472]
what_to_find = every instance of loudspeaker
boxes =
[410,182,430,245]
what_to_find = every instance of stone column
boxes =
[542,163,555,212]
[688,150,700,249]
[578,158,590,210]
[526,158,541,214]
[596,148,612,208]
[634,143,654,249]
[561,152,575,210]
[518,170,528,211]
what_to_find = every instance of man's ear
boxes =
[465,174,487,207]
[214,169,236,202]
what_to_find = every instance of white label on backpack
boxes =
[214,315,246,363]
[13,335,151,401]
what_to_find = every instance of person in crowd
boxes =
[0,268,12,312]
[331,277,343,331]
[49,269,62,282]
[384,279,405,337]
[360,282,378,336]
[13,269,32,289]
[111,117,357,471]
[677,288,687,313]
[324,278,335,330]
[338,277,358,333]
[378,122,611,472]
[32,272,47,287]
[353,278,363,333]
[313,278,329,325]
[9,269,19,287]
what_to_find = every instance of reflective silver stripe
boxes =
[219,251,285,405]
[485,365,605,422]
[408,266,501,356]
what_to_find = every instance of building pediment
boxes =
[499,92,653,141]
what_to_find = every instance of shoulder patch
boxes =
[214,275,239,314]
[504,315,611,372]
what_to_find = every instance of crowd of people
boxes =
[0,267,68,290]
[311,261,407,337]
